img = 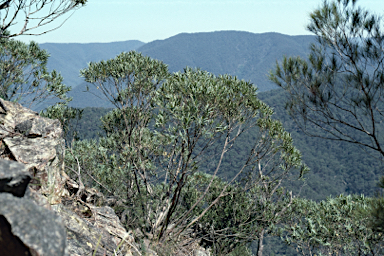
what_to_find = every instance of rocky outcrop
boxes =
[0,99,137,256]
[53,202,137,256]
[0,158,67,256]
[0,98,67,204]
[0,158,31,197]
[0,98,68,255]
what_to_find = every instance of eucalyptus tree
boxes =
[71,51,307,255]
[78,51,170,198]
[152,68,307,254]
[278,194,384,255]
[269,0,384,160]
[0,0,87,38]
[0,0,86,126]
[185,172,295,256]
[0,35,71,108]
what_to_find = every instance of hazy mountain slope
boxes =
[40,40,145,88]
[59,31,316,108]
[258,89,383,200]
[35,31,317,108]
[137,31,315,91]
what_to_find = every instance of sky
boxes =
[15,0,384,44]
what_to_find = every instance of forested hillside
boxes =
[259,89,383,200]
[49,27,384,256]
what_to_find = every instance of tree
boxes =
[269,0,384,160]
[69,51,308,255]
[277,194,384,255]
[0,0,87,109]
[0,0,87,139]
[0,0,87,38]
[0,34,71,108]
[269,0,384,244]
[187,172,294,256]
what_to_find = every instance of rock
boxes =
[15,117,62,138]
[0,159,31,197]
[4,136,58,169]
[0,98,38,138]
[0,99,69,256]
[0,158,67,256]
[194,249,210,256]
[0,99,143,256]
[53,199,137,256]
[0,98,67,204]
[0,192,67,256]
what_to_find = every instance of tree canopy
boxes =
[0,35,71,108]
[269,0,384,160]
[0,0,87,38]
[61,51,309,255]
[269,0,384,245]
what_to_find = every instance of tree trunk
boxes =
[257,229,265,256]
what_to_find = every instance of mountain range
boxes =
[40,31,315,108]
[41,40,145,90]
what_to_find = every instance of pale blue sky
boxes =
[17,0,384,44]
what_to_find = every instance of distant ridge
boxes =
[137,31,315,91]
[39,31,316,108]
[41,40,145,88]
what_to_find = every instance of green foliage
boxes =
[269,0,384,160]
[367,178,384,234]
[78,50,170,209]
[64,139,104,187]
[184,173,250,254]
[0,36,71,108]
[279,194,384,255]
[62,107,111,141]
[152,67,306,241]
[187,172,293,255]
[80,50,170,109]
[369,197,384,234]
[269,0,384,245]
[66,51,307,255]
